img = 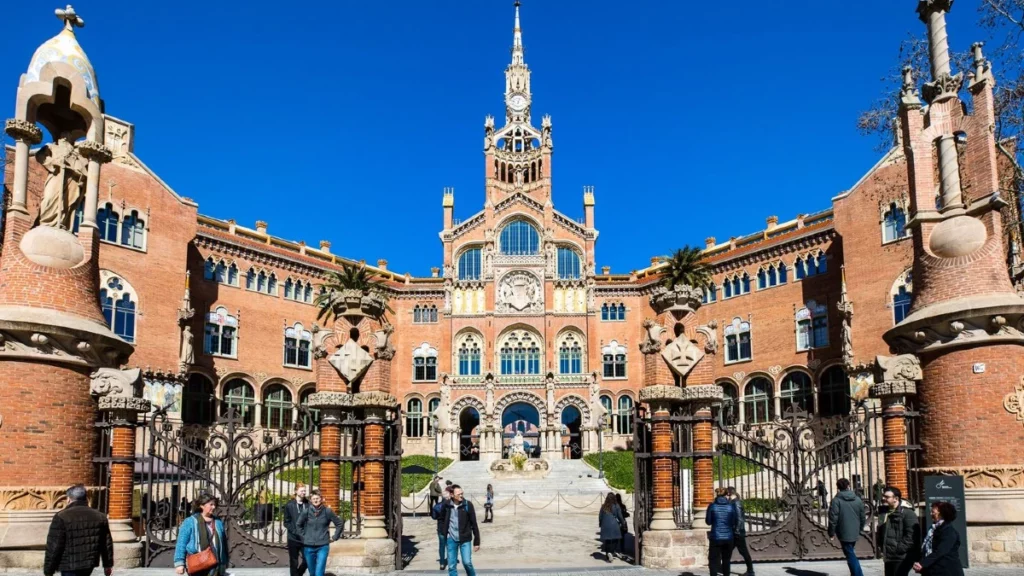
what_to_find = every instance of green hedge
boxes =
[583,451,763,493]
[277,456,452,497]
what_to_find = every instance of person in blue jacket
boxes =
[705,487,739,576]
[431,489,452,570]
[174,494,229,576]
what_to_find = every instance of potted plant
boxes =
[650,246,711,314]
[315,263,394,324]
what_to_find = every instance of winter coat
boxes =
[429,480,443,498]
[920,522,965,576]
[828,490,866,543]
[438,499,481,546]
[43,501,114,576]
[705,496,738,543]
[882,504,919,562]
[283,499,307,543]
[173,514,229,573]
[598,504,625,541]
[733,499,747,537]
[296,505,343,547]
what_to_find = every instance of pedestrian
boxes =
[429,476,443,509]
[881,486,919,576]
[439,484,480,576]
[296,489,342,576]
[283,484,309,576]
[431,488,452,569]
[173,493,228,576]
[828,478,866,576]
[614,493,630,558]
[597,493,624,563]
[43,485,113,576]
[817,479,828,509]
[727,487,754,576]
[913,501,964,576]
[483,484,494,523]
[705,487,738,576]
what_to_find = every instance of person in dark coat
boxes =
[705,487,738,576]
[913,501,965,576]
[296,489,343,576]
[614,493,630,558]
[727,487,754,576]
[597,493,625,562]
[431,489,452,570]
[438,485,480,576]
[429,476,443,509]
[43,485,113,576]
[282,485,308,576]
[881,486,919,576]
[828,478,866,576]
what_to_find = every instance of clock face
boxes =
[509,94,527,111]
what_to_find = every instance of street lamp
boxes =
[431,413,439,476]
[598,412,606,479]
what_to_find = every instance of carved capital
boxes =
[98,395,152,413]
[916,0,954,23]
[305,391,354,409]
[4,118,42,144]
[76,140,113,164]
[0,486,105,511]
[875,354,922,382]
[639,384,683,404]
[649,285,703,315]
[352,391,399,409]
[922,72,963,104]
[869,380,918,399]
[90,367,142,398]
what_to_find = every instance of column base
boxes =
[110,519,142,568]
[640,529,708,569]
[326,537,396,573]
[649,508,676,531]
[691,507,708,528]
[360,515,388,539]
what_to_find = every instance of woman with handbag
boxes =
[614,493,630,558]
[296,489,343,576]
[173,494,228,576]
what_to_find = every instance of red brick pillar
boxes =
[649,400,676,530]
[360,407,388,539]
[871,360,920,498]
[99,397,150,568]
[308,330,348,511]
[692,405,714,509]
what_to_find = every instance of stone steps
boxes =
[426,459,614,503]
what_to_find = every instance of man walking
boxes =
[431,488,452,570]
[880,486,919,576]
[440,485,480,576]
[283,485,308,576]
[429,476,443,509]
[43,485,113,576]
[828,478,866,576]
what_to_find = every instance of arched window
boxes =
[71,203,84,234]
[182,374,215,426]
[97,202,119,242]
[615,396,634,435]
[499,220,540,255]
[882,202,909,243]
[227,264,238,286]
[744,377,773,424]
[817,252,828,274]
[222,379,255,426]
[268,273,277,295]
[413,305,439,324]
[120,210,146,249]
[498,330,542,375]
[557,332,584,374]
[284,278,294,299]
[796,301,829,351]
[757,268,767,289]
[284,323,313,368]
[262,384,293,429]
[602,340,627,379]
[725,273,751,298]
[458,248,482,280]
[778,262,788,284]
[557,247,581,279]
[98,271,138,343]
[246,269,256,290]
[413,343,438,381]
[204,258,217,281]
[304,283,313,303]
[601,302,626,321]
[819,366,850,417]
[703,283,718,303]
[456,333,482,376]
[427,398,440,436]
[780,372,813,414]
[406,398,424,438]
[724,317,752,363]
[892,269,913,325]
[204,306,238,358]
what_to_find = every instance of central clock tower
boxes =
[505,0,531,124]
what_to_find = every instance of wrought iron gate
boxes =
[631,404,651,565]
[386,412,404,570]
[715,407,885,561]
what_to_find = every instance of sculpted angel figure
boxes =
[35,134,88,230]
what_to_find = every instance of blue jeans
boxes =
[437,533,447,564]
[842,541,864,576]
[303,544,329,576]
[446,538,476,576]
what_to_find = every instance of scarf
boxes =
[194,514,221,575]
[922,519,943,557]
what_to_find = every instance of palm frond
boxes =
[314,263,393,324]
[658,246,711,290]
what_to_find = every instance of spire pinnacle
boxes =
[55,5,85,32]
[511,1,524,66]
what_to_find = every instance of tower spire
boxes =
[512,1,524,66]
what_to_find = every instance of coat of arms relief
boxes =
[496,271,543,314]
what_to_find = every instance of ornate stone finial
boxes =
[5,119,43,144]
[900,66,922,107]
[56,5,85,31]
[969,41,995,89]
[484,115,495,130]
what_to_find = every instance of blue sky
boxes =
[0,1,988,276]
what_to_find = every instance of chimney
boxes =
[602,266,611,275]
[443,187,455,229]
[705,236,716,249]
[255,220,268,234]
[583,186,596,228]
[298,240,306,255]
[319,240,331,254]
[766,215,778,230]
[377,259,388,271]
[227,219,237,234]
[431,267,440,278]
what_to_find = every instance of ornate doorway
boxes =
[561,405,582,459]
[501,401,540,458]
[459,407,480,461]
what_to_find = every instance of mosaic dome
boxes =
[24,27,100,107]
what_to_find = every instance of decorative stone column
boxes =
[684,385,723,525]
[640,385,683,531]
[3,119,42,216]
[872,355,921,497]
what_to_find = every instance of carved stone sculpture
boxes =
[876,354,923,382]
[661,336,705,378]
[640,318,666,354]
[374,324,395,360]
[179,325,194,369]
[35,135,88,230]
[90,367,142,398]
[329,339,374,384]
[496,271,543,314]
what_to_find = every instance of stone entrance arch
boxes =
[554,394,590,459]
[447,395,485,460]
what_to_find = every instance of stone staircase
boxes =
[427,459,614,504]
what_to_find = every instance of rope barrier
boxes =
[506,493,559,511]
[557,493,604,509]
[404,490,620,515]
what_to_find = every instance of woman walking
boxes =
[913,501,964,576]
[483,484,494,523]
[614,493,630,559]
[173,494,228,576]
[728,487,754,576]
[296,489,343,576]
[705,487,738,576]
[597,493,625,563]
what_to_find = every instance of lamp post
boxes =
[431,414,439,476]
[598,413,606,479]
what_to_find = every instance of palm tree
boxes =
[315,263,394,325]
[658,246,711,290]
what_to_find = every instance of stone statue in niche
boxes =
[179,325,194,368]
[36,135,88,230]
[329,339,374,383]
